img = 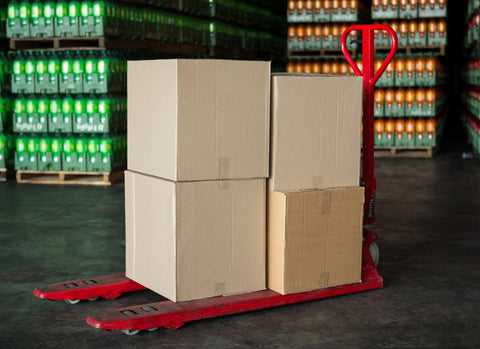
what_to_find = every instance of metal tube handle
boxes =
[340,24,398,87]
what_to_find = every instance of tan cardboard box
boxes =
[125,170,266,302]
[127,59,271,182]
[267,187,364,295]
[269,74,363,191]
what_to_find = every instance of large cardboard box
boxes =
[269,74,362,191]
[125,170,266,302]
[267,187,364,295]
[127,59,270,181]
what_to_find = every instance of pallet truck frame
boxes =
[34,24,398,335]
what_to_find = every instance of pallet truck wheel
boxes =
[147,328,158,332]
[369,242,380,267]
[121,329,140,336]
[88,297,99,301]
[64,299,80,305]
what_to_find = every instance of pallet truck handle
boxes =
[340,24,397,225]
[340,24,398,86]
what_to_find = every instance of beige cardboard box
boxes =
[267,187,364,295]
[269,74,363,191]
[127,59,270,181]
[125,170,266,302]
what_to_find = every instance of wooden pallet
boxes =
[10,36,107,50]
[16,170,124,186]
[288,48,358,59]
[373,146,437,158]
[0,168,15,182]
[9,36,209,56]
[375,45,446,56]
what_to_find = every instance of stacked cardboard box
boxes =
[126,59,270,302]
[267,74,364,294]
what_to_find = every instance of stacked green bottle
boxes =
[30,0,54,38]
[87,134,124,172]
[60,50,83,94]
[13,95,48,132]
[11,50,126,95]
[56,0,79,37]
[0,133,15,168]
[37,133,59,170]
[48,94,73,133]
[7,0,30,38]
[0,52,12,94]
[9,49,127,173]
[15,133,38,170]
[5,0,284,56]
[0,1,7,40]
[0,95,13,132]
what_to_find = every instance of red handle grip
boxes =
[340,24,398,87]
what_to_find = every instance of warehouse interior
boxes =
[1,1,480,348]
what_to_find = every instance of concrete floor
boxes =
[1,136,480,348]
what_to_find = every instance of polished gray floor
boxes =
[1,136,480,348]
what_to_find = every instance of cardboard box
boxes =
[125,170,266,302]
[269,74,362,192]
[267,187,364,295]
[128,59,270,181]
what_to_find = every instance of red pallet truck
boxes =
[33,24,398,335]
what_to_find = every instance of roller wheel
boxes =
[147,328,158,332]
[369,241,380,267]
[88,297,99,301]
[64,299,80,305]
[121,329,140,336]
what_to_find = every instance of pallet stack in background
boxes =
[0,0,286,185]
[0,51,14,181]
[462,0,480,154]
[286,0,369,72]
[5,0,285,61]
[370,1,448,157]
[11,49,127,182]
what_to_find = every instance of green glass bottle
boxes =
[26,135,39,166]
[19,1,30,25]
[86,95,97,125]
[14,96,26,123]
[37,95,49,127]
[24,51,35,88]
[51,135,63,168]
[7,1,19,30]
[48,95,61,132]
[25,96,38,126]
[63,134,75,154]
[84,50,95,83]
[30,1,43,35]
[12,51,25,91]
[46,51,60,92]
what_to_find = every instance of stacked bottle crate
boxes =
[370,0,447,153]
[286,0,370,69]
[208,0,285,56]
[372,54,445,148]
[5,0,285,59]
[11,49,127,174]
[371,1,447,52]
[462,0,480,153]
[0,0,7,41]
[0,52,14,178]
